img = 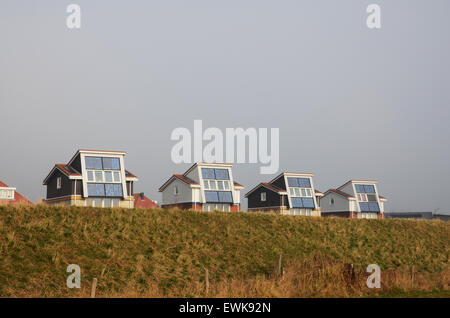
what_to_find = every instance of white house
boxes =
[158,162,244,212]
[321,180,387,219]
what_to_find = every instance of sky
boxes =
[1,1,449,212]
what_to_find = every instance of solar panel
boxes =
[359,202,370,211]
[364,185,375,193]
[202,168,215,179]
[287,178,299,187]
[105,184,123,197]
[302,198,315,209]
[85,157,103,170]
[218,191,233,203]
[87,183,105,197]
[204,191,219,202]
[298,178,311,188]
[103,158,121,170]
[214,169,229,180]
[368,202,380,212]
[291,197,303,208]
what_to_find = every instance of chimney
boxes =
[139,193,145,200]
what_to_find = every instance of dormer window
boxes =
[355,184,379,212]
[287,177,315,209]
[85,156,123,198]
[57,177,62,189]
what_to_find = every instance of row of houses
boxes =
[1,149,388,219]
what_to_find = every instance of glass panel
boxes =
[359,202,370,211]
[294,188,300,197]
[287,178,299,187]
[113,172,120,182]
[355,184,364,193]
[95,171,103,182]
[201,168,215,179]
[105,184,123,197]
[291,197,303,208]
[205,191,219,202]
[298,178,311,188]
[217,181,224,190]
[218,191,233,203]
[87,184,105,197]
[302,198,315,209]
[214,169,229,180]
[104,171,113,183]
[223,181,230,190]
[290,188,295,196]
[305,188,312,197]
[102,157,120,170]
[369,202,380,212]
[85,157,103,170]
[367,194,377,202]
[301,189,307,197]
[203,180,209,190]
[364,185,375,193]
[209,180,217,190]
[87,171,94,182]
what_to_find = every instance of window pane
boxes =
[369,202,380,212]
[224,181,230,190]
[113,172,120,182]
[302,198,315,209]
[367,194,377,202]
[290,188,295,196]
[201,168,215,179]
[355,184,364,193]
[95,171,103,182]
[291,197,303,208]
[88,184,105,197]
[203,180,209,190]
[301,189,307,197]
[217,181,224,190]
[87,171,94,182]
[287,178,299,187]
[359,202,370,211]
[105,184,123,197]
[205,191,219,202]
[104,171,113,183]
[218,191,233,203]
[364,185,375,193]
[214,169,229,180]
[305,189,312,197]
[102,157,120,170]
[298,178,311,188]
[209,180,217,190]
[294,188,300,197]
[85,157,103,170]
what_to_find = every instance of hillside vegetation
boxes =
[0,205,449,297]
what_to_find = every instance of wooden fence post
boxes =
[278,254,283,277]
[91,278,97,298]
[205,269,209,295]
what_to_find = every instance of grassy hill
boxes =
[0,205,449,297]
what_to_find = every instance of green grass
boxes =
[0,205,448,297]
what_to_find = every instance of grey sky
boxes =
[1,1,449,212]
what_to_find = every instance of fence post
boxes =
[278,254,283,277]
[205,268,209,295]
[91,278,97,298]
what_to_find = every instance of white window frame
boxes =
[86,170,121,184]
[0,187,15,200]
[261,192,267,202]
[289,186,313,198]
[57,177,62,189]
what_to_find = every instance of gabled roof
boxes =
[379,195,387,201]
[233,181,244,188]
[183,162,234,176]
[158,174,200,192]
[337,179,378,190]
[268,172,314,184]
[125,170,138,180]
[314,189,324,196]
[43,164,82,185]
[324,188,356,200]
[245,182,287,198]
[133,193,160,209]
[0,181,34,205]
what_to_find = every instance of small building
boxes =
[0,180,33,206]
[43,149,138,208]
[385,212,449,222]
[245,172,322,216]
[158,162,244,212]
[321,180,387,219]
[133,192,160,209]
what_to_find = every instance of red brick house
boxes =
[133,192,160,209]
[0,180,34,206]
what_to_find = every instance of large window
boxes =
[85,156,123,198]
[0,188,14,200]
[287,177,311,188]
[204,190,233,203]
[201,168,229,180]
[291,197,315,209]
[359,202,380,212]
[87,183,123,197]
[355,184,376,194]
[85,157,120,170]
